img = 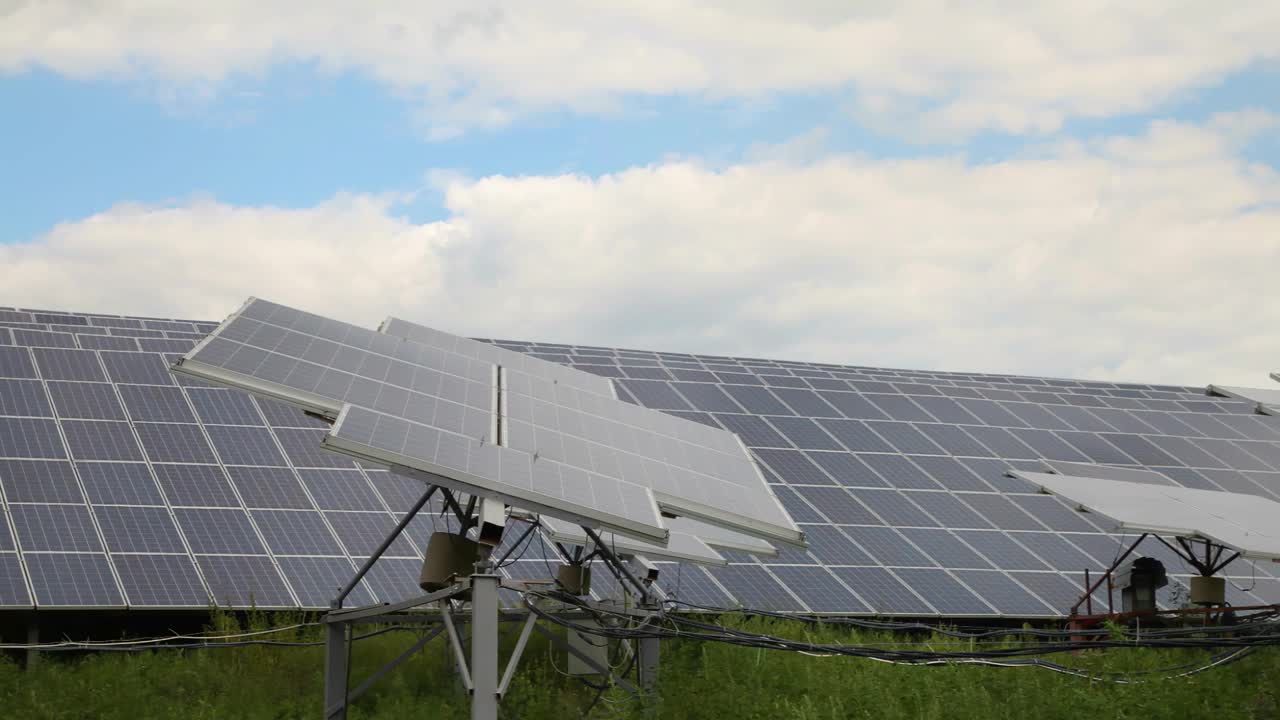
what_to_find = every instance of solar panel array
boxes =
[1,305,1279,616]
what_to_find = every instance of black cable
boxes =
[660,598,1280,641]
[520,590,1280,679]
[493,519,540,570]
[5,625,422,653]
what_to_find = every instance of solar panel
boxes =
[1014,470,1280,561]
[4,304,1280,616]
[1209,384,1280,414]
[176,299,803,551]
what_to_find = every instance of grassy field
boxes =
[2,614,1278,719]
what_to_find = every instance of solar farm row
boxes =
[1,306,1278,615]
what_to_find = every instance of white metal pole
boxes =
[469,573,501,720]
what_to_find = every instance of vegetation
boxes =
[2,613,1278,719]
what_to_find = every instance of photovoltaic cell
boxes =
[914,424,994,457]
[298,469,384,511]
[0,554,32,606]
[357,557,425,606]
[0,459,82,503]
[865,422,944,455]
[707,565,804,612]
[77,462,164,505]
[134,423,216,463]
[754,449,834,485]
[0,346,38,378]
[196,555,295,608]
[806,452,885,487]
[866,394,933,422]
[767,416,843,450]
[250,509,343,555]
[10,504,101,551]
[829,567,932,615]
[324,511,420,558]
[818,392,889,420]
[152,463,239,507]
[769,565,867,612]
[33,349,106,382]
[276,556,374,607]
[957,494,1043,531]
[1008,572,1087,614]
[618,380,692,411]
[840,526,934,567]
[771,388,841,418]
[183,387,264,425]
[892,568,995,615]
[117,384,196,423]
[112,554,210,607]
[100,352,175,385]
[61,420,143,461]
[817,420,896,453]
[905,492,993,529]
[657,564,735,608]
[849,489,938,527]
[793,487,879,524]
[1009,533,1100,572]
[909,455,990,491]
[94,505,186,553]
[954,531,1051,571]
[721,386,793,415]
[713,414,790,448]
[175,509,265,554]
[205,425,287,466]
[858,454,942,490]
[0,417,67,459]
[0,379,52,417]
[24,553,123,607]
[898,528,992,568]
[950,570,1054,616]
[46,381,126,420]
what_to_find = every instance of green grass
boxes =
[2,614,1278,719]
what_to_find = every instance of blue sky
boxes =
[1,4,1279,385]
[5,61,1277,245]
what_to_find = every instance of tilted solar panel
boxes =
[176,299,803,549]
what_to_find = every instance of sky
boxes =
[1,2,1279,387]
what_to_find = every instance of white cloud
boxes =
[3,113,1278,387]
[2,2,1278,137]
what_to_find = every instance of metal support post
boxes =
[470,572,502,720]
[637,636,660,693]
[25,622,38,670]
[323,623,350,720]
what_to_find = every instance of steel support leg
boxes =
[25,622,38,670]
[638,636,660,693]
[470,573,501,720]
[323,623,350,720]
